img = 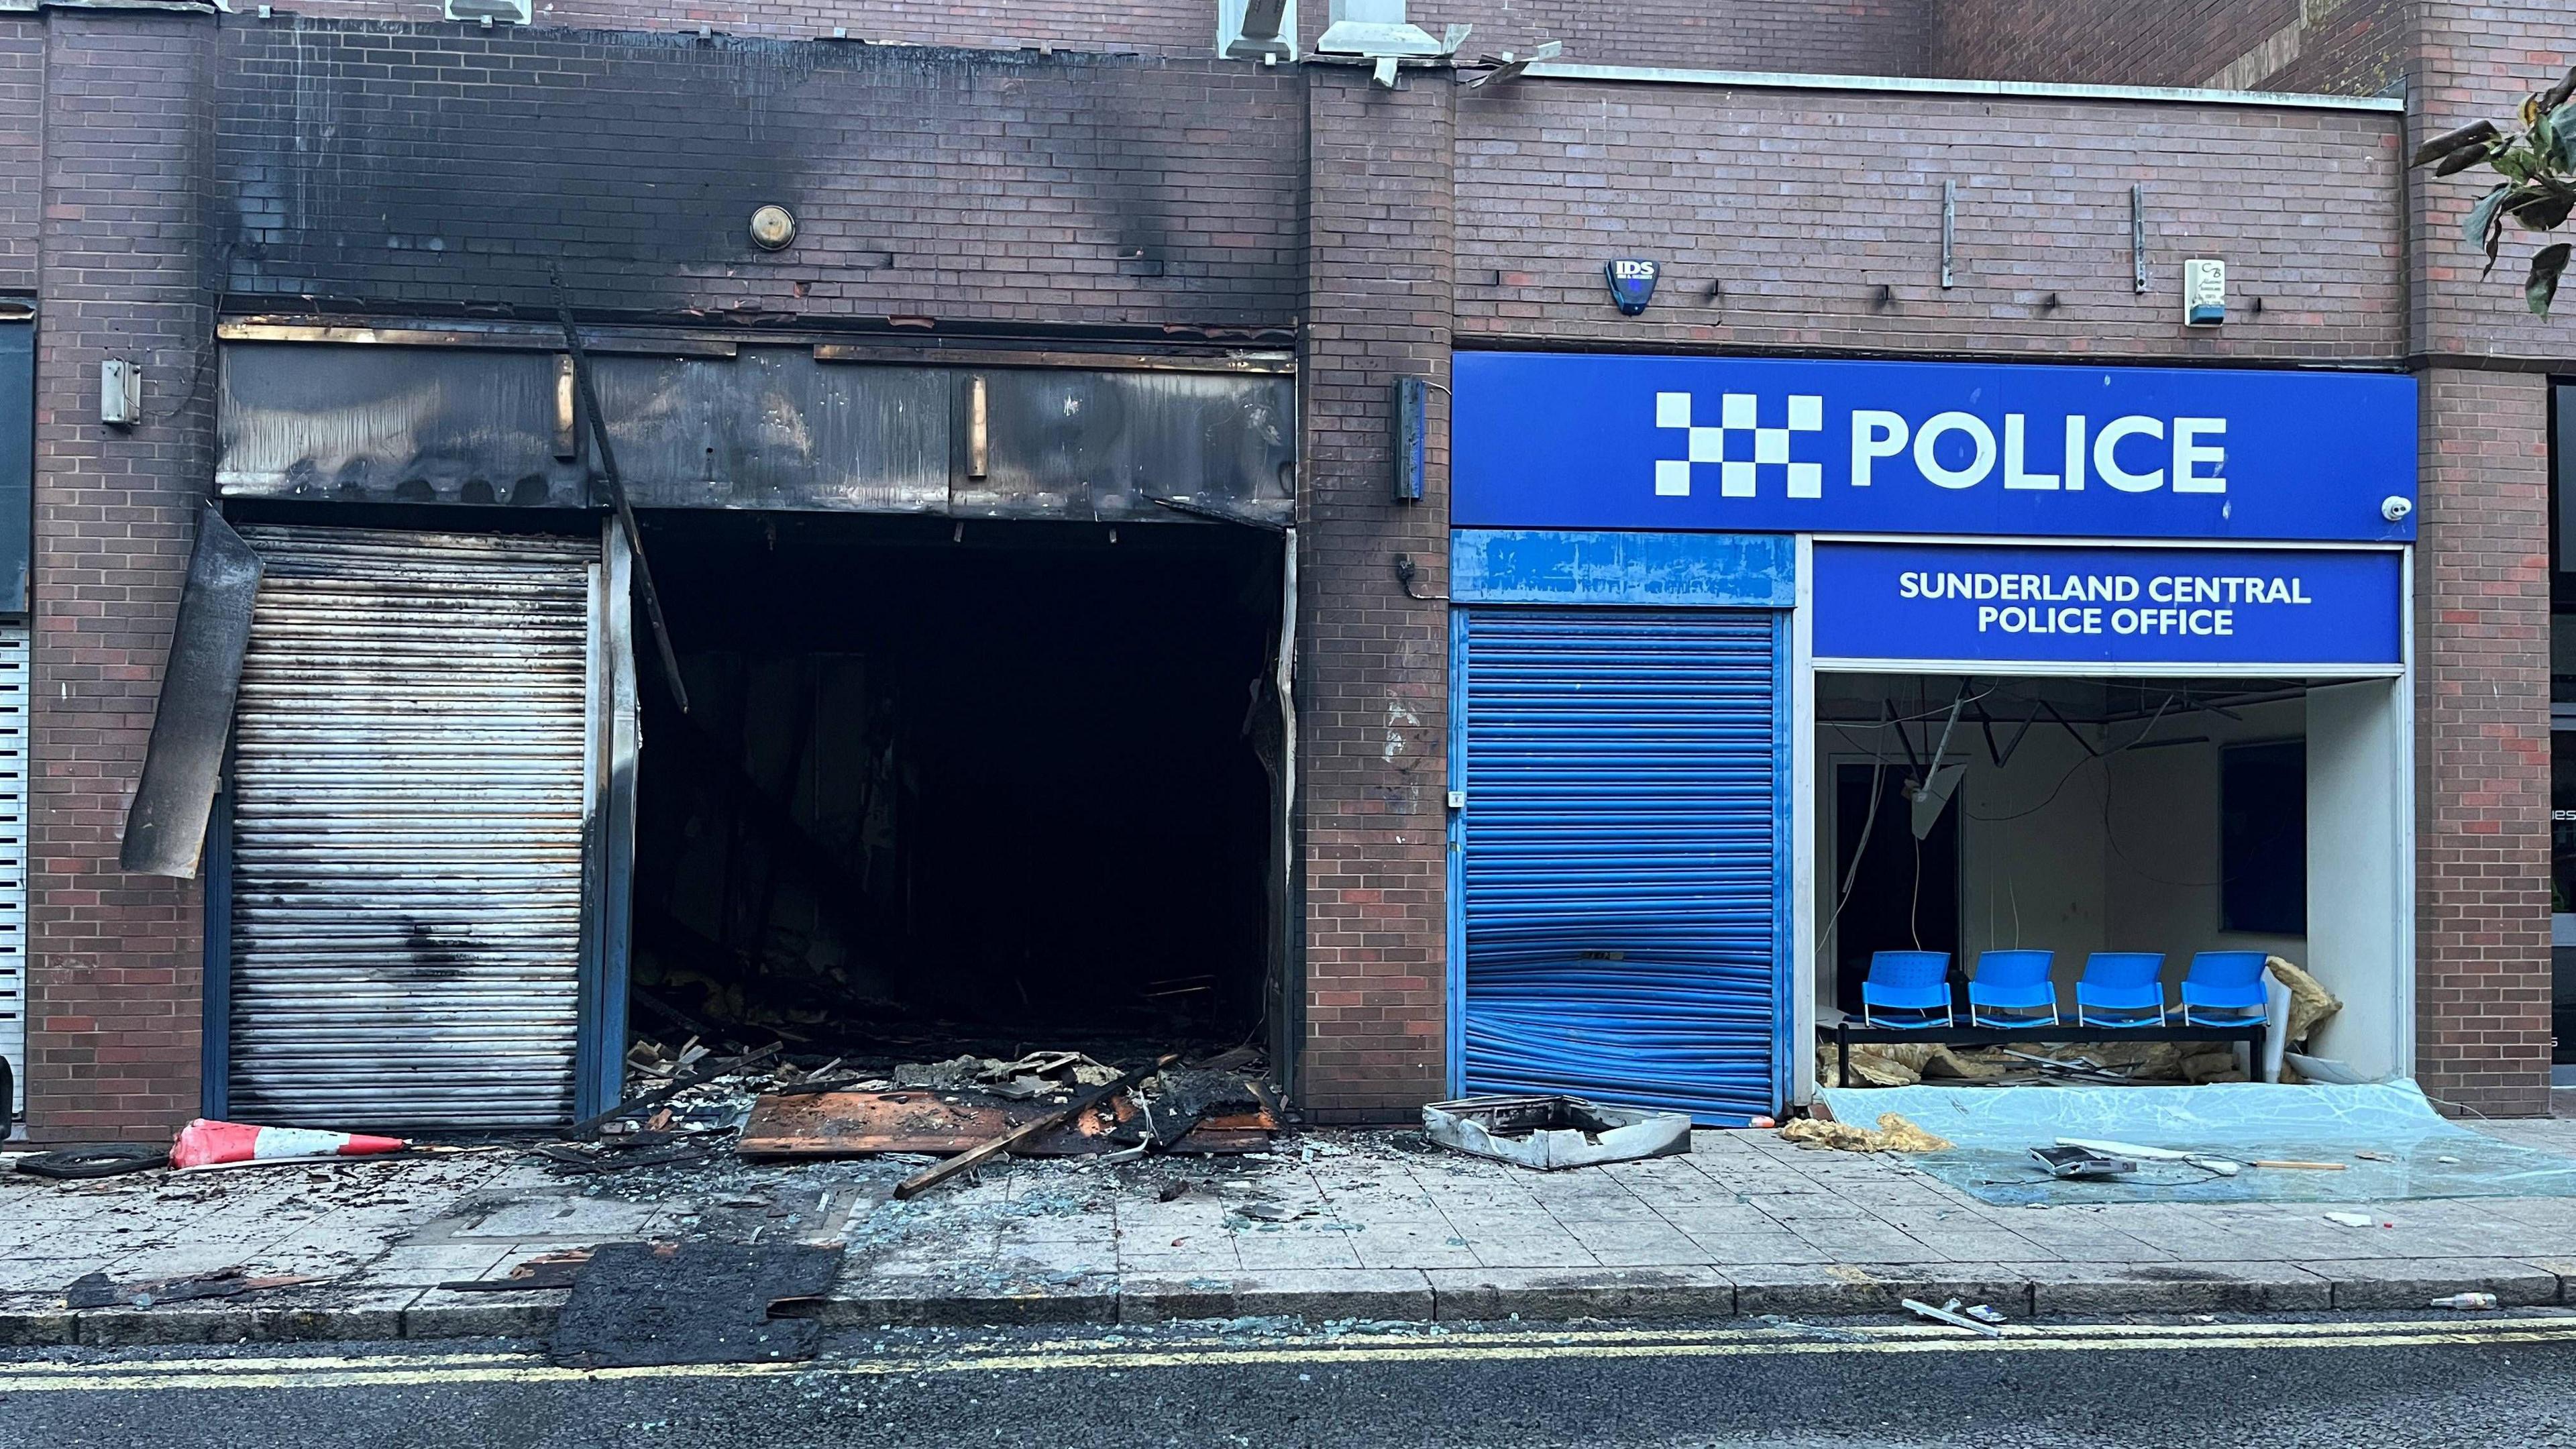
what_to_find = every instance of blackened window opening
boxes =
[628,512,1279,1065]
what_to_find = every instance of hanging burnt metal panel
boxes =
[121,506,264,878]
[952,367,1295,523]
[1452,608,1788,1125]
[214,339,1291,524]
[225,525,599,1130]
[587,351,949,512]
[217,344,592,507]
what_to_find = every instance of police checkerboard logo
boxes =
[1654,392,1825,499]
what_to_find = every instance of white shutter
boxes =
[226,526,598,1130]
[0,622,25,1120]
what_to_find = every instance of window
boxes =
[2220,740,2305,934]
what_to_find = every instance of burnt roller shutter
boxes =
[227,526,600,1129]
[1458,608,1786,1124]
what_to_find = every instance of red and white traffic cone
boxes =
[169,1118,409,1169]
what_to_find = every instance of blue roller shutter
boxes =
[1456,608,1786,1124]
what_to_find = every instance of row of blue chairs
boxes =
[1860,949,2270,1029]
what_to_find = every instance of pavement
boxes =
[6,1313,2576,1447]
[10,1117,2576,1346]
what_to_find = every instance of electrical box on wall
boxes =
[1390,374,1429,504]
[2182,258,2226,326]
[100,359,140,427]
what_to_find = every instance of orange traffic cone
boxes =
[169,1118,409,1170]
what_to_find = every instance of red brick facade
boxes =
[26,13,217,1137]
[7,3,2567,1135]
[1297,68,1454,1120]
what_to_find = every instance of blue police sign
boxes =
[1809,542,2403,669]
[1452,353,2418,544]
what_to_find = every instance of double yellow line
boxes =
[5,1315,2573,1395]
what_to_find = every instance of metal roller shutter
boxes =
[1457,608,1786,1124]
[0,622,24,1119]
[227,526,599,1130]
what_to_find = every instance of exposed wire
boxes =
[1819,685,2000,731]
[1963,692,2180,824]
[1909,833,1925,951]
[1817,749,1888,960]
[1393,553,1448,602]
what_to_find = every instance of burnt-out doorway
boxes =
[1831,761,1962,1016]
[628,512,1283,1065]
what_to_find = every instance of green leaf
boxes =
[2528,241,2573,316]
[2412,118,2500,168]
[2465,183,2512,246]
[2512,185,2576,231]
[2434,143,2495,177]
[2540,108,2576,171]
[2468,184,2514,271]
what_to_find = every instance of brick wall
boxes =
[2261,0,2411,97]
[218,20,1305,330]
[2402,1,2575,1114]
[1926,0,2294,87]
[1296,66,1451,1120]
[2413,369,2553,1117]
[1454,80,2406,362]
[24,12,218,1140]
[226,1,1921,74]
[2411,4,2576,364]
[0,19,42,296]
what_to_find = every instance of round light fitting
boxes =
[748,204,798,251]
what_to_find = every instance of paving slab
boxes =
[824,1275,1119,1327]
[399,1290,563,1340]
[1729,1263,2037,1319]
[2020,1261,2333,1316]
[12,1122,2576,1340]
[2306,1257,2563,1309]
[1427,1266,1734,1322]
[75,1289,421,1347]
[1119,1269,1436,1326]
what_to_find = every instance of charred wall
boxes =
[213,19,1305,331]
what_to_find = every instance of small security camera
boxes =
[2381,496,2414,523]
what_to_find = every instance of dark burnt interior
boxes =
[629,511,1281,1066]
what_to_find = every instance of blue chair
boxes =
[2074,952,2168,1027]
[2179,951,2271,1026]
[1861,951,1954,1028]
[1967,949,2059,1027]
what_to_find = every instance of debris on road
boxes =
[735,1050,1275,1163]
[2324,1212,2379,1228]
[64,1265,330,1309]
[551,1240,839,1368]
[2031,1144,2135,1179]
[893,1055,1178,1199]
[1421,1094,1693,1170]
[1234,1199,1311,1223]
[2055,1137,2240,1177]
[439,1251,592,1293]
[2430,1291,2500,1310]
[1900,1296,2004,1338]
[14,1144,170,1180]
[1780,1113,1951,1155]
